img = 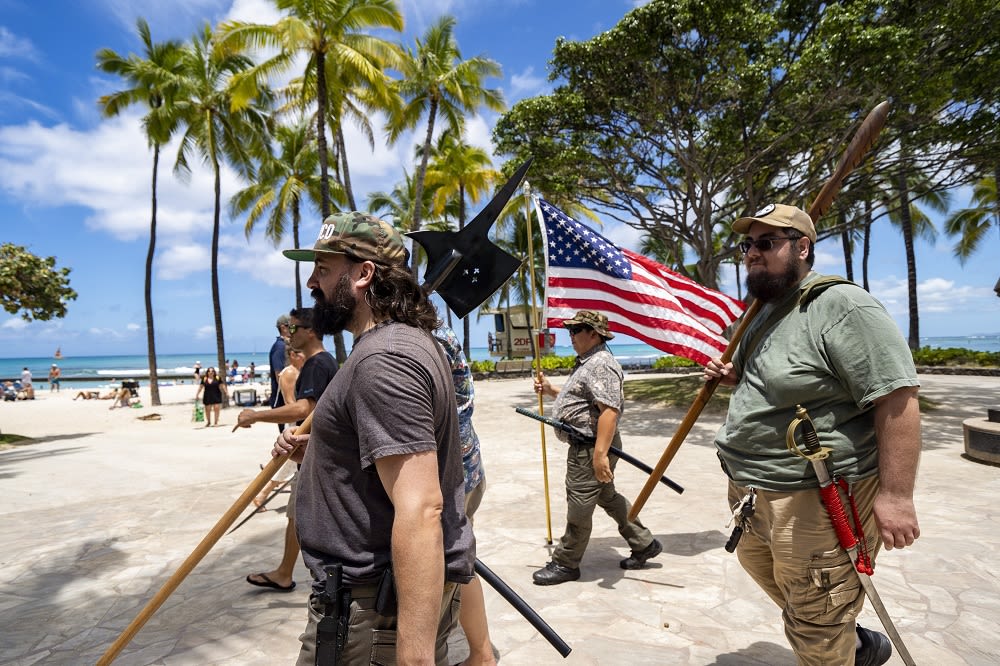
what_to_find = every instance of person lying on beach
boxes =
[74,390,118,400]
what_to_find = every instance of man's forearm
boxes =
[874,386,921,497]
[392,508,444,663]
[249,400,312,425]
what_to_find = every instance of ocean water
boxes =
[3,335,998,388]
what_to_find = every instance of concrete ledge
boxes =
[964,417,1000,465]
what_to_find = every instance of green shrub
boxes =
[538,355,576,370]
[911,346,1000,367]
[470,360,495,374]
[652,355,699,370]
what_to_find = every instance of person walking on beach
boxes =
[194,367,227,426]
[48,364,61,392]
[273,211,473,664]
[531,309,661,585]
[236,307,337,593]
[268,315,290,411]
[20,367,34,400]
[702,203,921,665]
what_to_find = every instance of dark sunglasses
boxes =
[738,235,799,254]
[287,323,310,334]
[567,325,591,336]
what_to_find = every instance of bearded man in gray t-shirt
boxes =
[274,212,473,666]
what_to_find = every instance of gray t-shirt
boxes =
[552,342,624,442]
[715,273,919,491]
[295,320,474,589]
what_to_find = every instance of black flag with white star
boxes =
[408,159,531,318]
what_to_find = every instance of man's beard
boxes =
[311,274,357,335]
[746,254,802,303]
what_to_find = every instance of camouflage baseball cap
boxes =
[733,203,816,242]
[563,309,614,340]
[282,211,407,265]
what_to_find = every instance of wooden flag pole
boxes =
[628,100,892,521]
[523,182,554,545]
[97,412,315,665]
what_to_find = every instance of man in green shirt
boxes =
[703,204,921,666]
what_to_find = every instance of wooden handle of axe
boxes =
[97,412,315,665]
[628,100,891,522]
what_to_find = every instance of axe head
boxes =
[408,159,532,318]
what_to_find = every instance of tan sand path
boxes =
[1,373,998,664]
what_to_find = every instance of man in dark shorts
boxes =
[236,307,337,592]
[273,212,473,664]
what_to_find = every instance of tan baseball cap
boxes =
[563,310,614,340]
[283,211,407,265]
[733,203,816,242]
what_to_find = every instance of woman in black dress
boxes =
[195,367,227,427]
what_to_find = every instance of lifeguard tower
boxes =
[483,305,556,359]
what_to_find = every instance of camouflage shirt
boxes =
[552,342,624,442]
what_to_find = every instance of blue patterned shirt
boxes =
[434,326,484,492]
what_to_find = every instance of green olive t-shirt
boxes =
[714,273,918,491]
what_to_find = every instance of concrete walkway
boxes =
[1,373,998,665]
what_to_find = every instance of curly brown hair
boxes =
[366,261,440,332]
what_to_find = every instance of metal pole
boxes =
[523,182,554,544]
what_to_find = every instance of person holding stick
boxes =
[531,309,661,585]
[272,212,473,665]
[702,203,921,666]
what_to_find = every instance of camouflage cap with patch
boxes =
[563,309,614,340]
[283,211,407,265]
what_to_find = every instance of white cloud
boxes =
[195,324,216,339]
[158,243,212,280]
[126,322,141,331]
[510,66,546,98]
[0,26,37,60]
[2,318,28,330]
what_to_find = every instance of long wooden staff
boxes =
[523,181,554,544]
[628,100,892,521]
[97,412,314,665]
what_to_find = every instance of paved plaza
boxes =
[1,373,998,665]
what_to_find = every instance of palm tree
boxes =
[218,0,403,362]
[425,129,497,355]
[172,24,274,386]
[945,173,999,262]
[96,18,185,407]
[230,117,333,307]
[386,15,504,275]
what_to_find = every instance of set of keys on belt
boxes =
[725,488,756,553]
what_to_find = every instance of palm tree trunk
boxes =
[862,198,872,292]
[293,199,302,309]
[314,49,348,363]
[895,171,920,350]
[211,145,228,405]
[409,97,438,277]
[839,207,854,282]
[146,144,161,406]
[338,126,357,210]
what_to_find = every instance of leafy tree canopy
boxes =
[0,243,78,321]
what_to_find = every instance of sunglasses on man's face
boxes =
[738,235,799,254]
[287,323,310,334]
[567,325,591,336]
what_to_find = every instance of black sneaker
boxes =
[855,625,892,666]
[532,561,581,585]
[620,538,663,570]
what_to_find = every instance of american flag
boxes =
[535,198,745,365]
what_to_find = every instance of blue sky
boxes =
[0,0,997,359]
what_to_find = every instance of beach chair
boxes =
[233,388,258,407]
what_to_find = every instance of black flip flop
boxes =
[246,573,296,592]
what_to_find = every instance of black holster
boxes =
[315,564,350,666]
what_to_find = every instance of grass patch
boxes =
[625,375,733,412]
[0,433,32,450]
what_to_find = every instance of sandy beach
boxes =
[2,373,999,665]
